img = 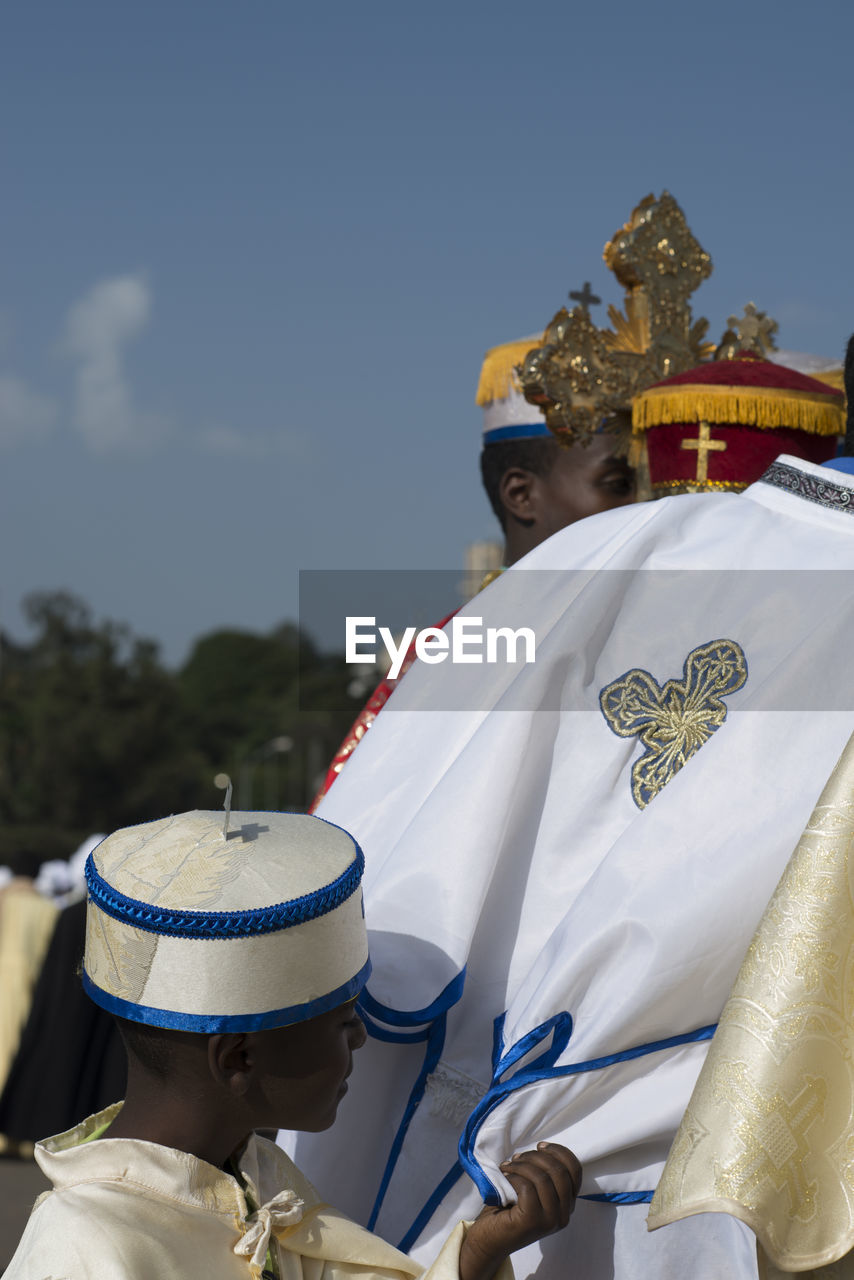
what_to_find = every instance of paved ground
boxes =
[0,1157,50,1272]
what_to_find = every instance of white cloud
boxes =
[57,274,285,458]
[0,374,58,445]
[63,274,159,451]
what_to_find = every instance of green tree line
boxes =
[0,592,360,875]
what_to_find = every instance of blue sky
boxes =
[1,0,852,664]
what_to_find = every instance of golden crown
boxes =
[517,191,714,444]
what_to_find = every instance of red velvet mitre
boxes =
[632,352,845,494]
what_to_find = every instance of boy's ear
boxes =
[208,1033,254,1096]
[499,467,537,527]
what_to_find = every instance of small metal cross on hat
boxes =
[568,281,601,314]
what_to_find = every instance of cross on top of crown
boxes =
[726,302,778,356]
[568,281,601,313]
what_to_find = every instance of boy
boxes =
[5,809,580,1278]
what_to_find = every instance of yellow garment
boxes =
[4,1104,512,1280]
[0,879,58,1093]
[648,730,854,1275]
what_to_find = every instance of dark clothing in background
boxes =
[0,899,125,1142]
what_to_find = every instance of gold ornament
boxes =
[603,191,713,372]
[715,301,780,359]
[518,306,657,444]
[518,191,714,444]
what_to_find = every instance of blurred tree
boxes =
[0,593,357,873]
[0,593,206,869]
[178,622,355,809]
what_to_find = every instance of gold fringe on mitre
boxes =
[475,334,545,406]
[633,384,844,435]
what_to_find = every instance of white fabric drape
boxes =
[287,455,854,1279]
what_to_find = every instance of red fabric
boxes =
[647,351,843,398]
[646,422,837,491]
[309,610,459,812]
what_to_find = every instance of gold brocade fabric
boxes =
[648,730,854,1274]
[0,881,58,1094]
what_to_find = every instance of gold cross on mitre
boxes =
[681,421,726,483]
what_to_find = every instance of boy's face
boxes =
[252,999,367,1132]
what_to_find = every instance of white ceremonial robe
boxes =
[6,1103,500,1280]
[285,455,854,1280]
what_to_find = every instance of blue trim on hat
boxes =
[85,841,365,940]
[482,423,552,445]
[81,955,372,1032]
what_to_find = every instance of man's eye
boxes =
[601,473,634,493]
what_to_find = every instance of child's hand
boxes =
[458,1142,581,1280]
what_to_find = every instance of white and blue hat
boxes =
[83,810,370,1033]
[476,334,551,445]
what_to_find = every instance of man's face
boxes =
[251,998,367,1132]
[534,435,635,539]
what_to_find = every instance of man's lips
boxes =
[338,1060,354,1096]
